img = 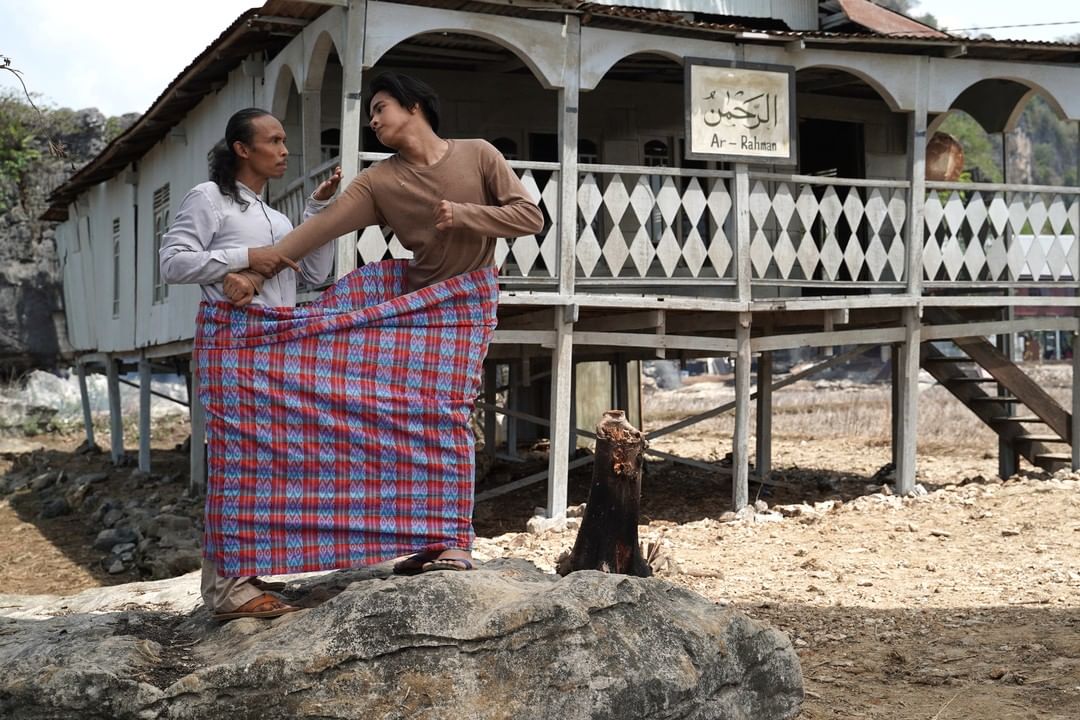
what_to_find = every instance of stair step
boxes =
[945,377,995,384]
[991,415,1044,423]
[1035,453,1072,463]
[924,356,974,363]
[1016,434,1069,443]
[971,396,1023,404]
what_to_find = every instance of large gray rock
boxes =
[0,560,803,719]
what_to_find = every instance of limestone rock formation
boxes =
[0,559,803,719]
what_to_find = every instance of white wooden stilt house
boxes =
[46,0,1080,516]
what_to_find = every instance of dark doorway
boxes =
[528,133,558,163]
[798,119,865,178]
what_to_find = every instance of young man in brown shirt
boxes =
[224,73,543,572]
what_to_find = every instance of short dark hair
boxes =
[367,73,440,133]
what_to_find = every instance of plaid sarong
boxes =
[195,260,498,577]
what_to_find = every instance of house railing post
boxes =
[546,14,581,520]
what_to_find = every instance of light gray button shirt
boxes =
[159,180,335,307]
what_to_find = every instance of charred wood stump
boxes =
[557,410,651,577]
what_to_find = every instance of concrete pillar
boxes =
[76,362,96,448]
[106,357,124,464]
[138,358,151,473]
[732,313,752,510]
[755,351,773,483]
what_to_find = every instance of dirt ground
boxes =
[1,366,1079,719]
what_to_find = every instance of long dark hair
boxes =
[367,73,440,133]
[208,108,272,207]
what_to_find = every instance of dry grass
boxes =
[643,361,1074,455]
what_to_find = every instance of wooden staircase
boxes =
[921,333,1073,472]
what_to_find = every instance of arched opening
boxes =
[922,88,1079,289]
[794,66,903,179]
[935,82,1077,187]
[307,33,344,167]
[356,31,557,279]
[578,53,710,281]
[269,66,303,189]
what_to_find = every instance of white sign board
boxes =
[685,60,797,164]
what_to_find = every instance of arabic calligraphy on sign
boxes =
[687,63,793,162]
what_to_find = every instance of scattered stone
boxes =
[526,514,567,535]
[29,471,57,492]
[1002,528,1021,537]
[719,511,738,523]
[111,542,136,555]
[93,527,139,551]
[40,498,70,519]
[146,512,193,538]
[565,503,586,518]
[106,558,126,574]
[73,472,109,486]
[102,508,124,528]
[753,499,769,512]
[930,529,951,538]
[74,440,103,455]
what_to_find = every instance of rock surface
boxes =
[0,559,803,720]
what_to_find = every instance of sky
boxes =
[1,1,1079,118]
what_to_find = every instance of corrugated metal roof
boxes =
[580,3,1080,52]
[42,0,1080,220]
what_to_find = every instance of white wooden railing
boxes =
[274,154,1079,297]
[923,181,1079,286]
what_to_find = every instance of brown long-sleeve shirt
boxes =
[279,138,544,291]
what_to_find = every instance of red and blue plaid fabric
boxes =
[195,260,498,577]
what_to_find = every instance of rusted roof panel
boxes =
[835,0,946,38]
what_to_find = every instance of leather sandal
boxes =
[212,593,302,622]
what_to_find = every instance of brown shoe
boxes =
[212,593,302,622]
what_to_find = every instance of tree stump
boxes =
[557,410,651,577]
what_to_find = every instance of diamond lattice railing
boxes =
[922,187,1080,283]
[574,169,734,281]
[354,161,561,282]
[748,178,908,283]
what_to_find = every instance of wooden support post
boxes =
[506,361,519,459]
[556,410,650,577]
[998,132,1018,478]
[546,14,580,520]
[189,363,207,496]
[1073,325,1080,470]
[890,344,900,468]
[614,353,630,412]
[732,312,751,510]
[904,57,928,297]
[76,362,96,449]
[733,163,752,303]
[548,318,574,519]
[895,308,921,494]
[138,358,152,473]
[333,0,368,279]
[755,350,773,483]
[106,357,124,464]
[484,362,498,459]
[301,89,321,196]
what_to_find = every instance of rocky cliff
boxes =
[0,96,137,374]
